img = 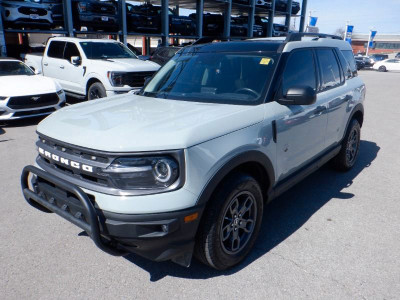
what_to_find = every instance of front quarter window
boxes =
[142,51,278,105]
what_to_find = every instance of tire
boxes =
[331,119,361,171]
[88,82,107,100]
[194,173,263,270]
[378,65,387,72]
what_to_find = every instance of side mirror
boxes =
[70,56,81,65]
[278,86,316,106]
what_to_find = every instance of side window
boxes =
[64,42,81,61]
[47,41,66,59]
[341,50,357,76]
[316,49,341,91]
[282,49,317,95]
[336,50,352,79]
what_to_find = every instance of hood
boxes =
[0,75,61,97]
[37,95,264,152]
[87,58,160,72]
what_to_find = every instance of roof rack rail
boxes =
[285,32,343,42]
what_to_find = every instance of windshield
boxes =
[80,42,137,59]
[0,61,35,76]
[141,51,278,105]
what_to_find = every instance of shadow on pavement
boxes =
[123,140,380,281]
[1,116,46,129]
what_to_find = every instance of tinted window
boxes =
[341,50,357,75]
[282,49,316,95]
[47,41,66,59]
[317,49,341,90]
[143,52,278,105]
[0,61,35,76]
[336,50,352,79]
[80,42,137,59]
[63,42,81,61]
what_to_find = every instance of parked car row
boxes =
[1,0,297,35]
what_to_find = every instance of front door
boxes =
[61,42,86,95]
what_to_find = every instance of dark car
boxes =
[355,59,365,70]
[275,0,301,14]
[396,53,400,59]
[235,16,264,37]
[72,0,118,31]
[150,46,181,66]
[355,56,373,68]
[254,16,288,37]
[189,13,224,36]
[126,3,195,36]
[32,0,63,28]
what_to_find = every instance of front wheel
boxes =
[195,173,263,270]
[378,65,387,72]
[88,82,107,100]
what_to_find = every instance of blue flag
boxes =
[345,25,354,44]
[309,17,318,27]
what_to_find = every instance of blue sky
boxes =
[306,0,400,34]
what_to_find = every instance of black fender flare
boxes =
[196,150,275,206]
[342,103,364,141]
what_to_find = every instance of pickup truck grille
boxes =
[7,93,59,110]
[91,4,116,15]
[123,71,156,88]
[18,7,48,16]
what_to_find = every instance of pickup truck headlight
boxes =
[104,156,180,190]
[107,71,127,87]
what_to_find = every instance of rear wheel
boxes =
[195,173,263,270]
[331,119,361,171]
[88,82,107,100]
[378,65,387,72]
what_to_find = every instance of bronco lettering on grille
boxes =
[38,147,94,173]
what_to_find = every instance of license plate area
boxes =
[101,16,109,22]
[30,14,39,20]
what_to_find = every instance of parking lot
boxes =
[0,70,399,299]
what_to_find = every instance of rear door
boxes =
[316,48,351,147]
[42,40,66,84]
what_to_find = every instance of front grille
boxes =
[91,4,116,15]
[7,93,59,110]
[18,7,48,16]
[123,71,156,87]
[37,136,113,187]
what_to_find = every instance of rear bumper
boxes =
[21,165,203,266]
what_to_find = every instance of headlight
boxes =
[103,156,180,190]
[107,71,127,87]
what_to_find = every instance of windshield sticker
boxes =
[260,57,272,65]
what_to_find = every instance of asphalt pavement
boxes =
[0,70,399,299]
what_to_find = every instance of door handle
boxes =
[43,63,48,66]
[60,66,64,69]
[314,106,327,114]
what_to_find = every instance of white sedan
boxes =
[0,58,65,121]
[373,58,400,72]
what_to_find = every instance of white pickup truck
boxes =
[24,37,160,100]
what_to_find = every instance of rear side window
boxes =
[316,49,341,91]
[282,49,317,95]
[47,41,66,59]
[336,50,352,79]
[64,42,81,61]
[341,50,357,76]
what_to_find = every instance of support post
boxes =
[299,0,308,33]
[267,0,276,37]
[223,0,232,39]
[248,0,256,38]
[64,0,74,36]
[161,0,169,46]
[196,0,204,38]
[118,0,127,44]
[285,0,292,29]
[0,10,7,56]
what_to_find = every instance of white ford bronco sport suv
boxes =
[21,33,365,270]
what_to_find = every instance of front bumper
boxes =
[21,165,203,266]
